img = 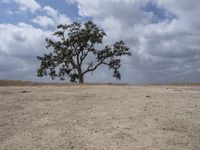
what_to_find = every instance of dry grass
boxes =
[143,82,200,86]
[0,80,129,87]
[1,79,200,87]
[0,80,43,86]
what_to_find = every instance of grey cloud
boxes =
[1,0,200,84]
[73,0,200,83]
[1,0,41,13]
[0,56,22,72]
[0,23,51,81]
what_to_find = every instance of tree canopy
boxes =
[37,21,131,83]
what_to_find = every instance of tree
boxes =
[37,21,131,83]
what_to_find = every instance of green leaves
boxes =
[37,21,131,83]
[113,41,131,56]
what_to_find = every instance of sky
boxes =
[0,0,200,84]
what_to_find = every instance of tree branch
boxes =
[80,43,94,65]
[83,58,108,75]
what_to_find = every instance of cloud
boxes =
[0,0,199,84]
[71,0,200,83]
[1,0,41,13]
[31,6,72,28]
[43,6,58,19]
[5,10,14,15]
[32,16,55,28]
[65,0,76,5]
[0,23,51,80]
[44,6,71,25]
[0,4,72,81]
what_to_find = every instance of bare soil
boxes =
[0,85,200,150]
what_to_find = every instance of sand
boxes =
[0,85,200,150]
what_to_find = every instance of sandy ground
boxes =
[0,85,200,150]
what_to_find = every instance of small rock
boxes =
[21,90,31,93]
[71,146,75,149]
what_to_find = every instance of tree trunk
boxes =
[79,74,84,83]
[77,66,84,83]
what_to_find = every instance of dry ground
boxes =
[0,85,200,150]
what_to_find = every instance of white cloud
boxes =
[0,23,52,80]
[32,16,55,28]
[5,10,14,15]
[65,0,76,5]
[57,14,71,25]
[72,0,200,83]
[31,6,71,28]
[45,6,71,25]
[0,4,72,81]
[0,0,11,3]
[0,23,48,56]
[0,0,200,83]
[1,0,41,13]
[43,6,58,19]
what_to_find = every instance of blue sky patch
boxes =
[0,0,81,25]
[38,0,79,20]
[142,1,178,23]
